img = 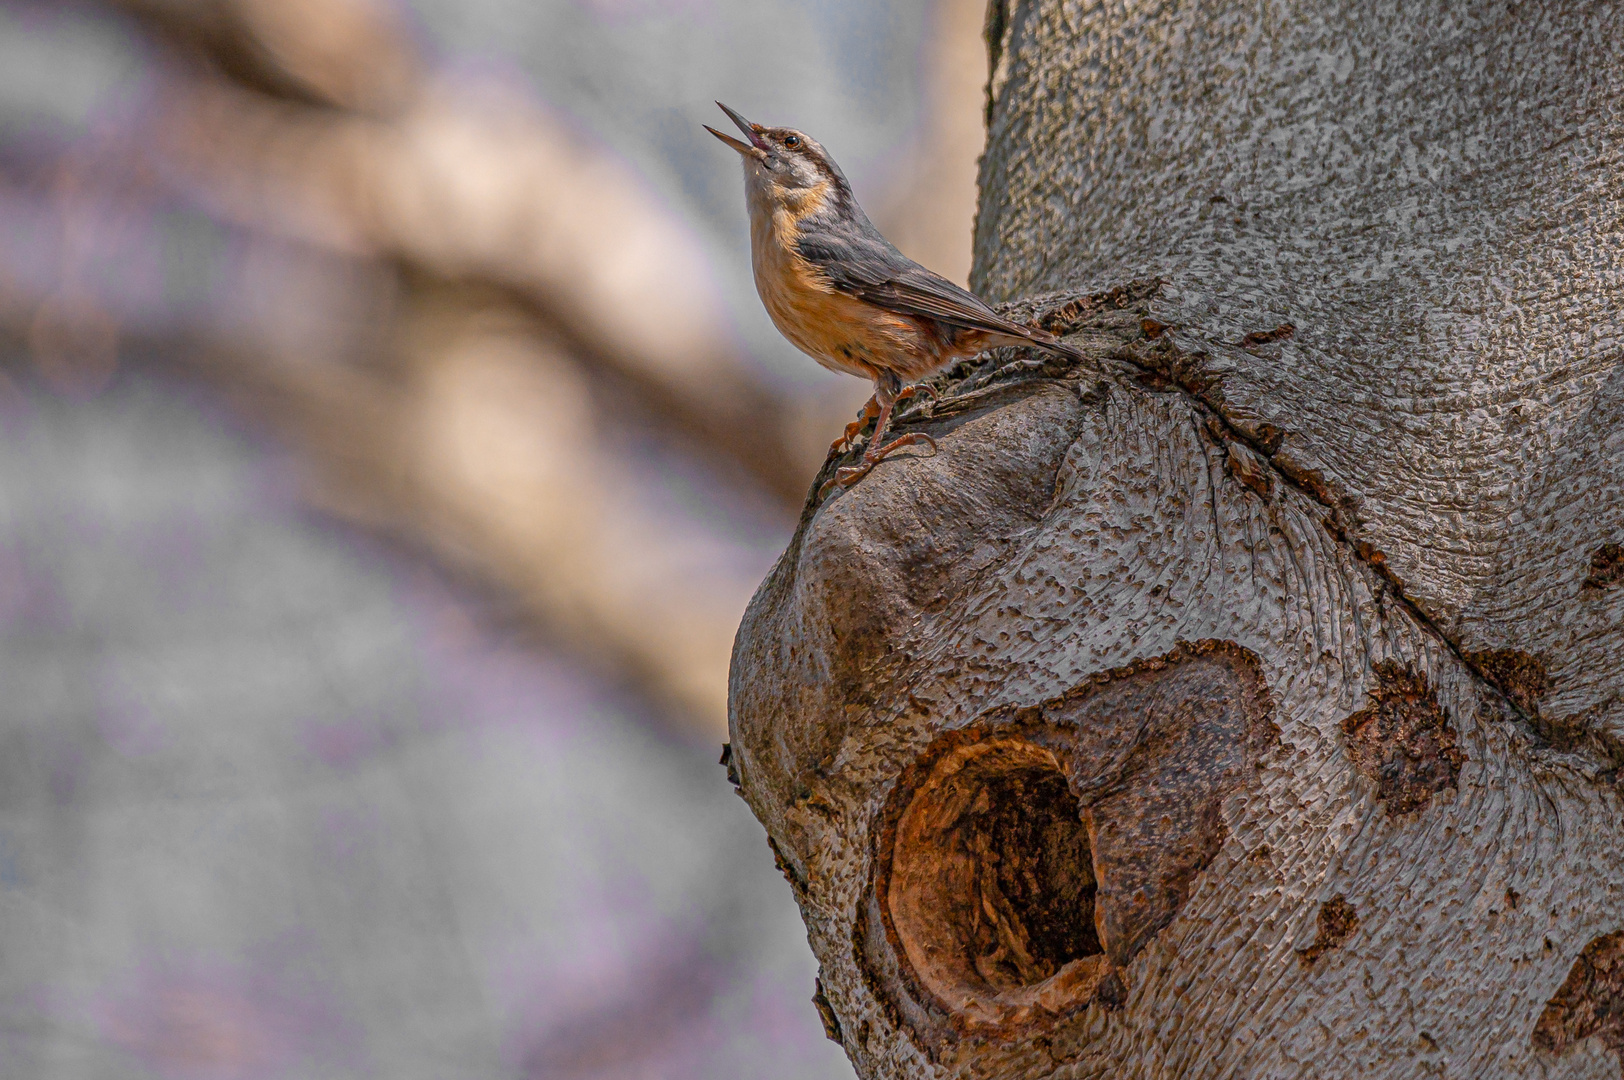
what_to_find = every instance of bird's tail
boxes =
[988,326,1086,364]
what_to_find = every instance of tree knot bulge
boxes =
[860,641,1274,1048]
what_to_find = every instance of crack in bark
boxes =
[812,977,844,1044]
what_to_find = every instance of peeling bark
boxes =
[728,2,1624,1077]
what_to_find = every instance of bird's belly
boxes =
[753,257,942,383]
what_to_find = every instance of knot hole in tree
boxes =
[864,642,1275,1049]
[888,739,1104,1021]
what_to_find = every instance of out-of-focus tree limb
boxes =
[150,73,825,498]
[871,0,985,287]
[228,290,762,733]
[101,0,420,112]
[97,0,840,503]
[0,158,770,734]
[1,269,761,734]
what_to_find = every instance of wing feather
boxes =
[795,226,1052,343]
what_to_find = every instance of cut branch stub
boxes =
[865,643,1274,1044]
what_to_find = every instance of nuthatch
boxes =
[706,102,1082,491]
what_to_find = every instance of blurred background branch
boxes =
[0,0,985,1074]
[1,0,984,733]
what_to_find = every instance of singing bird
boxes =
[705,102,1082,491]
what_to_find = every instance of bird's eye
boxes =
[782,134,801,149]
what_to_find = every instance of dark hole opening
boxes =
[887,739,1109,1020]
[960,765,1100,987]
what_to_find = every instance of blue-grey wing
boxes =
[795,226,1044,341]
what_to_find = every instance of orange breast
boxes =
[750,208,946,384]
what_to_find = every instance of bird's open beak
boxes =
[705,102,769,160]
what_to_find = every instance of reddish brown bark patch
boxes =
[1031,279,1163,334]
[1239,323,1296,347]
[1341,662,1464,815]
[865,641,1274,1047]
[1465,649,1550,719]
[1584,543,1624,591]
[1532,930,1624,1066]
[1297,896,1360,966]
[1252,423,1285,455]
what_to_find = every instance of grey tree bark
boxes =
[727,1,1624,1078]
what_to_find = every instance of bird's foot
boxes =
[816,431,938,501]
[892,382,940,420]
[828,418,866,456]
[829,396,882,455]
[866,430,937,464]
[817,460,873,499]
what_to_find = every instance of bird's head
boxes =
[706,102,846,217]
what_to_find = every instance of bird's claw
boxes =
[894,383,938,404]
[816,431,938,501]
[817,466,864,501]
[829,417,867,455]
[893,383,940,420]
[830,396,883,455]
[816,460,880,502]
[835,459,875,486]
[869,431,937,461]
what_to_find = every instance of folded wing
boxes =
[795,225,1056,345]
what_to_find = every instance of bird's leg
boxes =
[820,381,937,496]
[861,381,937,466]
[830,395,882,455]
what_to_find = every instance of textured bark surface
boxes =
[976,0,1624,763]
[728,2,1624,1077]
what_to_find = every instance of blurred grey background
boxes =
[0,0,984,1076]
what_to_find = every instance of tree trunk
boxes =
[727,2,1624,1077]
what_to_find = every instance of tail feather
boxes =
[986,326,1086,363]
